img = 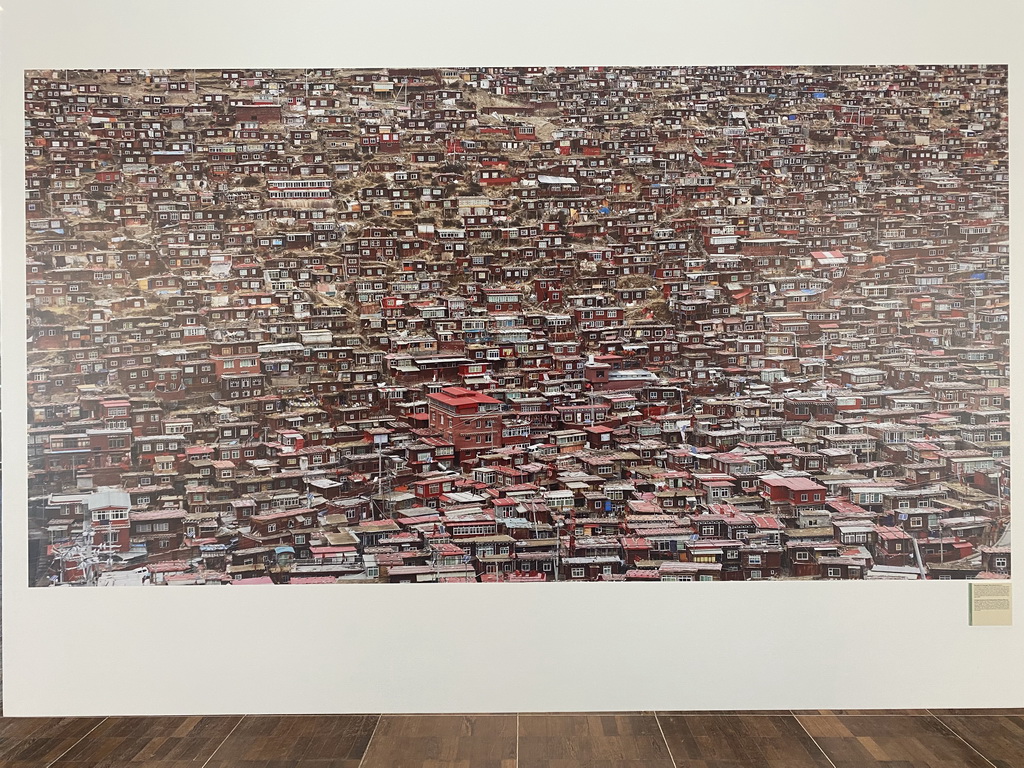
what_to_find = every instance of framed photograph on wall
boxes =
[2,0,1021,716]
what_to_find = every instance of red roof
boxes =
[761,476,824,491]
[621,537,651,549]
[427,386,501,407]
[876,526,912,540]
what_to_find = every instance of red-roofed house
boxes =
[426,386,504,460]
[759,474,826,516]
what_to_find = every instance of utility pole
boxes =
[555,519,561,582]
[995,469,1004,547]
[973,289,979,340]
[371,429,390,519]
[377,443,383,498]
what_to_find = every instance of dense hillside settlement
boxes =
[24,66,1010,586]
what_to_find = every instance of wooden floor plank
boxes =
[658,713,833,768]
[935,714,1024,767]
[49,716,242,767]
[359,715,515,768]
[796,714,995,768]
[203,714,378,768]
[518,713,674,768]
[931,709,1024,717]
[0,717,105,768]
[793,710,933,716]
[659,711,790,716]
[525,711,654,717]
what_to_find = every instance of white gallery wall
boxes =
[2,0,1022,715]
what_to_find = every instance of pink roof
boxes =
[432,543,467,554]
[625,569,661,579]
[164,574,204,583]
[828,500,869,515]
[131,508,187,521]
[507,573,547,582]
[147,561,191,573]
[628,501,661,513]
[876,526,912,540]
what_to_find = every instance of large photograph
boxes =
[25,65,1010,587]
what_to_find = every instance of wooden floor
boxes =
[0,711,1020,767]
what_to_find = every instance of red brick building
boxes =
[426,386,504,461]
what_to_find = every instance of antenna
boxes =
[50,521,105,586]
